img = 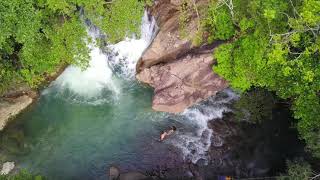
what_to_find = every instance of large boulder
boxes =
[137,50,227,113]
[136,0,228,113]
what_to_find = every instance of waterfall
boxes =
[108,12,157,79]
[44,12,156,102]
[170,90,239,164]
[51,42,119,99]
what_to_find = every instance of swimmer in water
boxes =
[160,126,176,141]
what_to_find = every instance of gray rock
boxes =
[0,162,15,175]
[109,166,120,180]
[119,172,148,180]
[0,95,33,131]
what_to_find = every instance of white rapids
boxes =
[169,90,239,164]
[108,12,157,79]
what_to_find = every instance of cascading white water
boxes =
[45,12,156,101]
[170,90,239,164]
[108,12,157,79]
[51,43,119,98]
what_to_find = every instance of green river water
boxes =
[2,81,176,180]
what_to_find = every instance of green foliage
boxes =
[0,0,149,93]
[234,89,275,124]
[294,93,320,157]
[277,159,313,180]
[208,0,320,157]
[0,64,23,94]
[214,35,269,91]
[93,0,146,43]
[205,4,235,41]
[177,0,206,45]
[0,170,44,180]
[178,0,193,38]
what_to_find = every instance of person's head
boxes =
[161,131,165,134]
[172,126,176,131]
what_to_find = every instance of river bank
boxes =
[0,64,68,133]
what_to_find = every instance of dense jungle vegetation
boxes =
[195,0,319,178]
[203,0,319,157]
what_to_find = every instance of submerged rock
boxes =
[119,172,148,180]
[0,162,15,175]
[136,0,228,113]
[109,166,149,180]
[109,166,120,180]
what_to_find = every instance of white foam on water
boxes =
[171,90,239,164]
[108,12,157,79]
[52,43,120,99]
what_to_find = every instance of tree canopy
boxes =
[203,0,320,157]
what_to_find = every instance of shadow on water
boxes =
[185,89,308,179]
[228,105,306,177]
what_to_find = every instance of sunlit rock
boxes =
[137,52,228,113]
[0,95,33,131]
[136,0,228,113]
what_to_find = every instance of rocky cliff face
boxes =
[136,0,228,113]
